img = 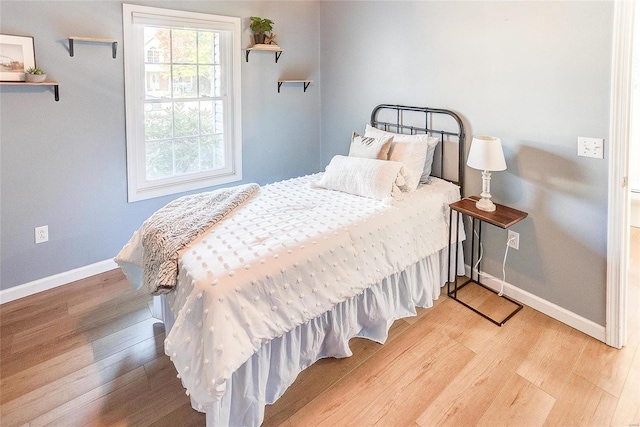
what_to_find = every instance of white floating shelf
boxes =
[246,45,283,63]
[277,80,313,93]
[69,36,118,58]
[0,81,60,101]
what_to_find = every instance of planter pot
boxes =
[253,32,266,45]
[25,73,47,83]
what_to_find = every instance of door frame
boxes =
[606,0,635,349]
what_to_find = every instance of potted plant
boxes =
[250,16,274,45]
[25,67,47,83]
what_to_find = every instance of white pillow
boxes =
[364,124,439,186]
[389,141,427,191]
[348,132,393,160]
[313,155,408,202]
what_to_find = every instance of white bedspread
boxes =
[115,173,461,412]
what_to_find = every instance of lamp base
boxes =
[475,197,496,212]
[475,170,497,212]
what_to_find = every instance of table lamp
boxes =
[466,136,507,212]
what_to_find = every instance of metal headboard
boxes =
[370,104,466,196]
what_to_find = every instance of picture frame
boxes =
[0,34,36,81]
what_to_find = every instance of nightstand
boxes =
[448,196,528,326]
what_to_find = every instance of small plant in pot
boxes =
[25,67,47,83]
[250,16,274,45]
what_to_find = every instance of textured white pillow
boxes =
[364,124,439,186]
[348,132,393,160]
[388,141,427,191]
[314,155,408,202]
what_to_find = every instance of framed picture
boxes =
[0,34,36,81]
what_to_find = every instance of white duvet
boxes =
[115,173,461,411]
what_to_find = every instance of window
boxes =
[146,46,159,63]
[123,4,242,202]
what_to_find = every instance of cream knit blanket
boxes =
[142,183,259,295]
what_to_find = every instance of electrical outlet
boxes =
[35,225,49,244]
[508,230,519,250]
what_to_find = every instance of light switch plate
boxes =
[577,137,604,159]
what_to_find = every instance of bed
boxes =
[115,104,467,426]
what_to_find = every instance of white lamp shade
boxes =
[467,136,507,171]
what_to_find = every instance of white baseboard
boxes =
[1,259,606,342]
[464,265,606,342]
[0,259,119,305]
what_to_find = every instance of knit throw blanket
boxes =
[142,183,260,295]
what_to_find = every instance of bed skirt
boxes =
[153,244,464,427]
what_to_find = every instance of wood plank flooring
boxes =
[1,227,638,426]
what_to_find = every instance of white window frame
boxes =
[123,4,242,202]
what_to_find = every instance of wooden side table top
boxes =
[450,196,528,229]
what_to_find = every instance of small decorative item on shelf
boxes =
[250,16,274,45]
[0,34,36,81]
[25,67,47,83]
[264,33,278,45]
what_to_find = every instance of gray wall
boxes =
[319,1,612,325]
[0,1,321,289]
[1,1,614,327]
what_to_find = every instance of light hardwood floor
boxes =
[1,228,638,426]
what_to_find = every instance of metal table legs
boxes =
[447,209,523,326]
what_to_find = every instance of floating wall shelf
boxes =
[277,80,312,93]
[69,36,118,58]
[0,81,60,101]
[246,45,283,63]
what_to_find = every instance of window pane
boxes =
[144,102,173,141]
[198,65,221,97]
[214,100,224,134]
[146,139,174,180]
[200,134,224,171]
[174,101,199,138]
[200,100,224,135]
[145,64,171,99]
[174,137,200,175]
[172,65,197,98]
[144,27,170,64]
[172,29,197,64]
[199,101,213,135]
[198,31,219,64]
